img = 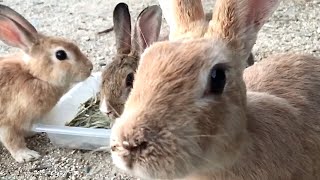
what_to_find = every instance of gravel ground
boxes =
[0,0,319,179]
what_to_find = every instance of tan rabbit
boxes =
[109,0,320,179]
[100,2,254,122]
[99,3,162,120]
[0,5,93,163]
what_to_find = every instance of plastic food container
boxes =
[32,72,111,151]
[32,124,111,151]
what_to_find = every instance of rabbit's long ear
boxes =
[206,0,280,57]
[0,14,37,52]
[0,5,37,52]
[113,3,132,54]
[131,5,162,56]
[158,0,205,40]
[0,5,37,35]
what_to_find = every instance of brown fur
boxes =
[0,5,92,162]
[100,3,162,120]
[101,2,254,121]
[101,54,138,118]
[109,0,320,179]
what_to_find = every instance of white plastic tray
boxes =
[32,71,111,151]
[32,124,110,151]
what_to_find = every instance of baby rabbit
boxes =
[0,5,93,162]
[100,2,254,122]
[99,3,162,120]
[109,0,320,179]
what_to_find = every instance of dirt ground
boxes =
[0,0,319,179]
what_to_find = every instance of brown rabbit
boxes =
[0,5,93,163]
[109,0,320,179]
[100,2,254,122]
[99,3,162,120]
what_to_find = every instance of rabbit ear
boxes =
[0,5,37,35]
[0,14,37,52]
[207,0,280,56]
[113,3,132,54]
[158,0,205,39]
[131,5,162,56]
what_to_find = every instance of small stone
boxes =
[85,166,91,173]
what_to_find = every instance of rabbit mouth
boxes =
[111,149,191,180]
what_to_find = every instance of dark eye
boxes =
[209,65,226,95]
[55,50,68,60]
[126,72,134,88]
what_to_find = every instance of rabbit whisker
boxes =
[107,101,121,117]
[193,153,237,177]
[139,27,149,48]
[185,134,229,138]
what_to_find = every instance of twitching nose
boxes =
[111,139,148,153]
[106,111,113,116]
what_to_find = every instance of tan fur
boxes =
[101,2,254,121]
[100,3,162,120]
[159,0,207,40]
[109,0,320,179]
[0,6,92,162]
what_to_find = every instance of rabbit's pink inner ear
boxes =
[245,0,280,31]
[133,5,162,51]
[0,5,38,35]
[0,15,34,51]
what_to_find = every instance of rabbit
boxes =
[0,5,93,163]
[108,0,320,179]
[99,3,162,121]
[99,2,254,122]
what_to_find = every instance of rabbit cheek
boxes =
[49,62,72,85]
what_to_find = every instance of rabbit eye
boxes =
[209,65,226,95]
[126,73,134,88]
[55,50,68,61]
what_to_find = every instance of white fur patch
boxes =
[0,127,7,143]
[13,148,41,163]
[99,97,109,114]
[22,53,32,64]
[111,153,129,171]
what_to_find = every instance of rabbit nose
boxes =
[106,111,113,115]
[111,128,149,154]
[111,139,148,153]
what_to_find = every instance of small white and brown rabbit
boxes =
[99,2,255,122]
[99,3,162,120]
[0,5,93,163]
[109,0,320,179]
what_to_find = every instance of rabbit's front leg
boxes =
[0,126,40,162]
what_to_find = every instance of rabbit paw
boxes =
[13,149,40,163]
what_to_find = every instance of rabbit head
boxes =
[110,0,280,179]
[100,3,162,120]
[0,5,93,88]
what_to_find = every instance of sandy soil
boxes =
[0,0,319,179]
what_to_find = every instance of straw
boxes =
[66,93,112,129]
